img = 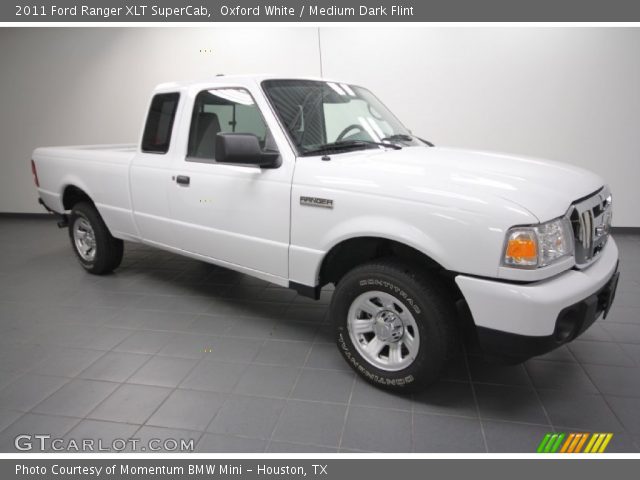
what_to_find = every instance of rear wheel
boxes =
[331,259,457,392]
[68,202,123,274]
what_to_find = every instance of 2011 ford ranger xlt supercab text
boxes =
[32,75,620,391]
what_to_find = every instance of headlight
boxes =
[503,217,574,269]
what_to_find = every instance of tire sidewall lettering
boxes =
[338,332,415,386]
[358,278,421,314]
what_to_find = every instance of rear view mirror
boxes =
[215,133,281,169]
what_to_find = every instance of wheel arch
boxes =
[61,183,95,211]
[318,235,448,287]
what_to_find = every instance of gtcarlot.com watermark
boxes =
[15,434,194,452]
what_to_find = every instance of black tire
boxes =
[68,201,124,274]
[331,259,457,392]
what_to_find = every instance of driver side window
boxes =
[187,88,272,163]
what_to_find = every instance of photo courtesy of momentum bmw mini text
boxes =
[1,0,640,479]
[15,463,314,476]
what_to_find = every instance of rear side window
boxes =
[141,93,180,153]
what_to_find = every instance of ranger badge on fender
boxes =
[300,196,334,209]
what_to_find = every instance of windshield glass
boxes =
[262,79,422,155]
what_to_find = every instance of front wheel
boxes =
[331,260,457,392]
[68,202,123,274]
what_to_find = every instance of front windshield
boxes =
[262,79,422,155]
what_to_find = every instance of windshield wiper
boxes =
[381,134,414,143]
[302,139,402,156]
[381,133,435,147]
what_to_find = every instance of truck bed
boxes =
[33,144,138,240]
[35,143,137,157]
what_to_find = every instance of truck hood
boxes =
[322,146,604,222]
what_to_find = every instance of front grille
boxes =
[569,186,612,268]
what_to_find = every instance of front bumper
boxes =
[455,238,619,360]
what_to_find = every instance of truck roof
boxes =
[153,74,345,92]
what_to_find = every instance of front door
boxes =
[167,87,292,280]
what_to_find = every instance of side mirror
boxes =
[215,133,281,169]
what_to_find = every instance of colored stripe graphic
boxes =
[538,433,613,453]
[585,433,614,453]
[537,433,552,453]
[544,434,558,453]
[592,433,606,452]
[598,433,613,453]
[537,433,566,453]
[550,433,565,453]
[575,433,589,453]
[568,433,582,453]
[584,433,598,453]
[560,433,575,453]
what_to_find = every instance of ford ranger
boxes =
[32,75,620,391]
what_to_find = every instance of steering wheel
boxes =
[336,124,365,142]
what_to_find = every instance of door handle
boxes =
[175,175,190,186]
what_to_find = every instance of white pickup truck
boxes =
[32,75,620,391]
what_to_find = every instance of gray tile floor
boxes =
[0,217,639,453]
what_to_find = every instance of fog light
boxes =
[555,308,580,342]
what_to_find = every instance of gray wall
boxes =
[0,27,321,213]
[1,27,639,226]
